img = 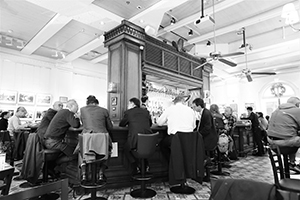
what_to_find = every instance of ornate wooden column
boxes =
[104,20,145,122]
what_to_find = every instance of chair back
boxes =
[136,132,159,158]
[266,146,284,187]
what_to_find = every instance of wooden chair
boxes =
[130,132,159,199]
[267,146,300,196]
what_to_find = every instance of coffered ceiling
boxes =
[0,0,299,82]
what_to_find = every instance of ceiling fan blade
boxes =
[251,72,276,75]
[218,58,237,67]
[221,52,244,57]
[194,61,209,70]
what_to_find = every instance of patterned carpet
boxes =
[6,153,288,200]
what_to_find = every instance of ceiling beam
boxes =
[157,0,245,37]
[64,35,104,62]
[90,53,108,64]
[21,14,71,55]
[188,1,299,44]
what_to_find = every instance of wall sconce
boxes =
[107,82,118,93]
[188,29,193,36]
[281,3,300,31]
[170,17,176,25]
[271,82,286,105]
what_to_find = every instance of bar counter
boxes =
[65,125,169,188]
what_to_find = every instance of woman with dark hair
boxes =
[79,95,113,184]
[119,97,153,175]
[0,111,10,131]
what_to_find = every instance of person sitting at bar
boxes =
[119,97,153,175]
[37,101,64,141]
[14,101,64,181]
[44,99,81,163]
[0,111,10,131]
[267,96,300,172]
[7,106,30,136]
[157,95,196,163]
[79,95,113,184]
[241,107,264,156]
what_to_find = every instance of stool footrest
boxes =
[170,185,195,194]
[81,182,106,189]
[130,188,156,198]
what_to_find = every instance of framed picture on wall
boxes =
[36,94,52,106]
[23,110,34,121]
[18,92,35,105]
[0,90,17,104]
[35,109,47,121]
[59,96,68,103]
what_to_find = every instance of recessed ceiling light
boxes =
[137,5,142,9]
[100,21,105,25]
[7,29,13,33]
[139,19,144,23]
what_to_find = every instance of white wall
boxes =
[0,48,108,119]
[210,69,300,117]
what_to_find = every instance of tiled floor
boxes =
[8,152,289,200]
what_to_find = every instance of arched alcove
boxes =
[259,81,297,116]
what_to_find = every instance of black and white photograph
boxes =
[0,90,17,104]
[18,92,35,105]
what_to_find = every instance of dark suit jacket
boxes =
[197,108,218,151]
[119,107,152,149]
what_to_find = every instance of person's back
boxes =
[267,102,300,139]
[80,105,112,133]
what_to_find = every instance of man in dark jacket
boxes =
[192,98,218,151]
[44,99,81,162]
[37,101,64,141]
[119,97,152,174]
[242,107,264,156]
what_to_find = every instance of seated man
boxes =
[119,97,153,175]
[44,99,81,163]
[267,96,300,171]
[7,106,30,136]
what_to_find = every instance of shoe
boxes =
[252,152,263,157]
[96,174,107,185]
[13,175,24,181]
[202,176,210,182]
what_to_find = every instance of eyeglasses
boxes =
[58,104,63,107]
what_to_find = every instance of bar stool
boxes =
[42,149,61,182]
[79,134,107,200]
[272,146,298,178]
[130,132,159,199]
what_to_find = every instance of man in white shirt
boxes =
[157,95,196,162]
[8,106,29,136]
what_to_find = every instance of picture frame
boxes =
[18,92,35,105]
[23,110,34,121]
[36,94,52,106]
[0,90,17,104]
[59,96,68,103]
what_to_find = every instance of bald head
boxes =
[53,101,63,111]
[287,97,300,107]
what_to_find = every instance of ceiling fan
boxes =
[239,27,276,82]
[194,0,244,70]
